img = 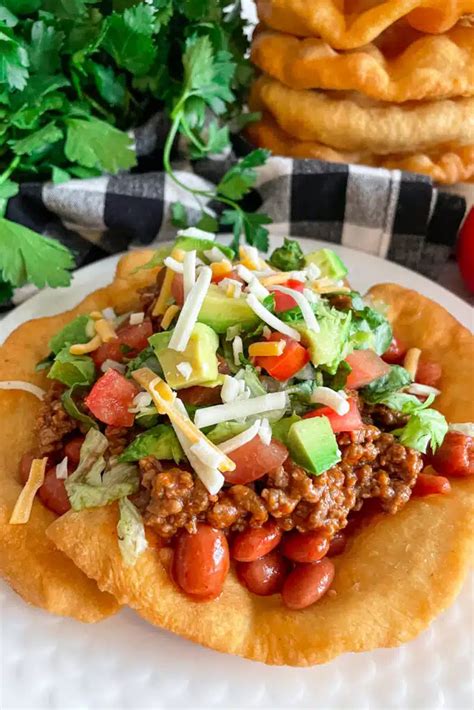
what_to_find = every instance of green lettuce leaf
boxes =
[269,238,304,271]
[47,347,95,387]
[349,301,392,355]
[393,408,448,453]
[61,386,98,430]
[236,364,266,397]
[125,346,162,377]
[377,392,435,414]
[135,406,159,429]
[206,421,248,444]
[119,424,184,463]
[360,366,412,404]
[117,497,148,567]
[48,314,92,354]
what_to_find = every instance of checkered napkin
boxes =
[5,113,468,308]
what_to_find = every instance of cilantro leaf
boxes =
[0,277,13,303]
[103,5,157,76]
[217,148,270,200]
[88,62,126,107]
[65,117,137,173]
[378,392,435,414]
[171,201,189,229]
[360,366,412,404]
[29,20,64,75]
[393,409,448,453]
[269,238,305,271]
[0,218,74,289]
[0,180,19,217]
[0,27,30,90]
[12,121,63,155]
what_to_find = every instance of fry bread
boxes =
[246,112,474,184]
[0,250,159,620]
[249,75,474,155]
[251,27,474,101]
[256,0,474,48]
[46,265,474,665]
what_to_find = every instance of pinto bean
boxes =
[237,551,289,596]
[282,559,335,610]
[173,524,229,600]
[281,530,329,563]
[231,521,282,562]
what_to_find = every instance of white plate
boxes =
[1,237,473,710]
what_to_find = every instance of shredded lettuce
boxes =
[119,425,184,463]
[360,366,412,404]
[65,429,139,511]
[135,406,160,429]
[235,365,266,397]
[125,346,162,378]
[61,386,98,430]
[117,497,148,567]
[49,315,92,354]
[349,300,392,355]
[207,421,248,444]
[393,409,448,453]
[271,413,301,446]
[48,347,96,387]
[269,238,305,271]
[35,353,55,372]
[286,380,321,415]
[377,392,435,414]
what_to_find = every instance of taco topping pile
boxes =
[9,233,474,610]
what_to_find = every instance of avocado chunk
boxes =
[296,304,351,374]
[174,236,234,260]
[304,248,348,280]
[198,284,259,334]
[149,323,219,390]
[287,417,341,475]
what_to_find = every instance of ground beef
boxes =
[145,425,423,538]
[327,293,352,311]
[138,268,166,324]
[364,403,410,431]
[36,383,77,454]
[104,426,131,457]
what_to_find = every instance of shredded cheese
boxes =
[190,438,227,469]
[218,420,261,454]
[168,266,212,352]
[163,256,184,274]
[232,335,243,366]
[248,340,285,357]
[94,318,117,342]
[176,362,193,380]
[177,227,216,241]
[55,456,68,480]
[129,312,145,325]
[309,387,350,415]
[247,277,270,301]
[152,267,175,316]
[183,250,196,300]
[221,375,240,403]
[404,348,422,380]
[262,326,272,340]
[89,311,103,320]
[272,285,320,333]
[132,368,235,473]
[312,277,350,294]
[303,288,320,305]
[246,294,301,341]
[100,359,126,374]
[305,263,321,280]
[194,391,288,428]
[406,383,440,397]
[0,380,45,400]
[258,418,272,446]
[449,423,474,436]
[128,391,153,413]
[210,260,232,280]
[9,458,47,524]
[204,247,227,262]
[239,245,262,270]
[161,304,180,330]
[69,334,101,355]
[102,307,116,321]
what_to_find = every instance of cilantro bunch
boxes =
[0,0,268,303]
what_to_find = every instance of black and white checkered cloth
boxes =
[5,112,468,307]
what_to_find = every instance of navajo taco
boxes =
[1,233,472,665]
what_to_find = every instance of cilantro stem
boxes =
[0,156,20,184]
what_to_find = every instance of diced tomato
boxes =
[255,333,310,381]
[91,320,153,368]
[38,467,71,515]
[457,206,474,293]
[271,280,305,313]
[224,437,289,485]
[412,471,451,497]
[64,436,85,467]
[84,369,137,427]
[345,350,391,389]
[303,397,362,432]
[382,336,407,365]
[431,432,474,477]
[171,274,184,306]
[416,360,442,387]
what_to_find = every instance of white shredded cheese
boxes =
[190,438,227,469]
[129,311,145,325]
[306,262,321,280]
[247,276,270,300]
[218,420,262,454]
[288,270,307,282]
[258,418,272,446]
[272,285,320,333]
[102,307,116,321]
[262,326,272,339]
[194,391,288,428]
[100,359,126,374]
[221,375,241,403]
[232,335,243,366]
[406,383,441,397]
[204,247,227,262]
[55,456,68,480]
[309,387,350,415]
[163,256,184,274]
[246,294,301,341]
[183,249,196,300]
[0,380,46,400]
[241,245,260,269]
[449,423,474,436]
[176,362,193,381]
[168,266,212,352]
[85,319,96,338]
[177,227,216,241]
[303,288,320,305]
[128,391,153,413]
[219,278,242,299]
